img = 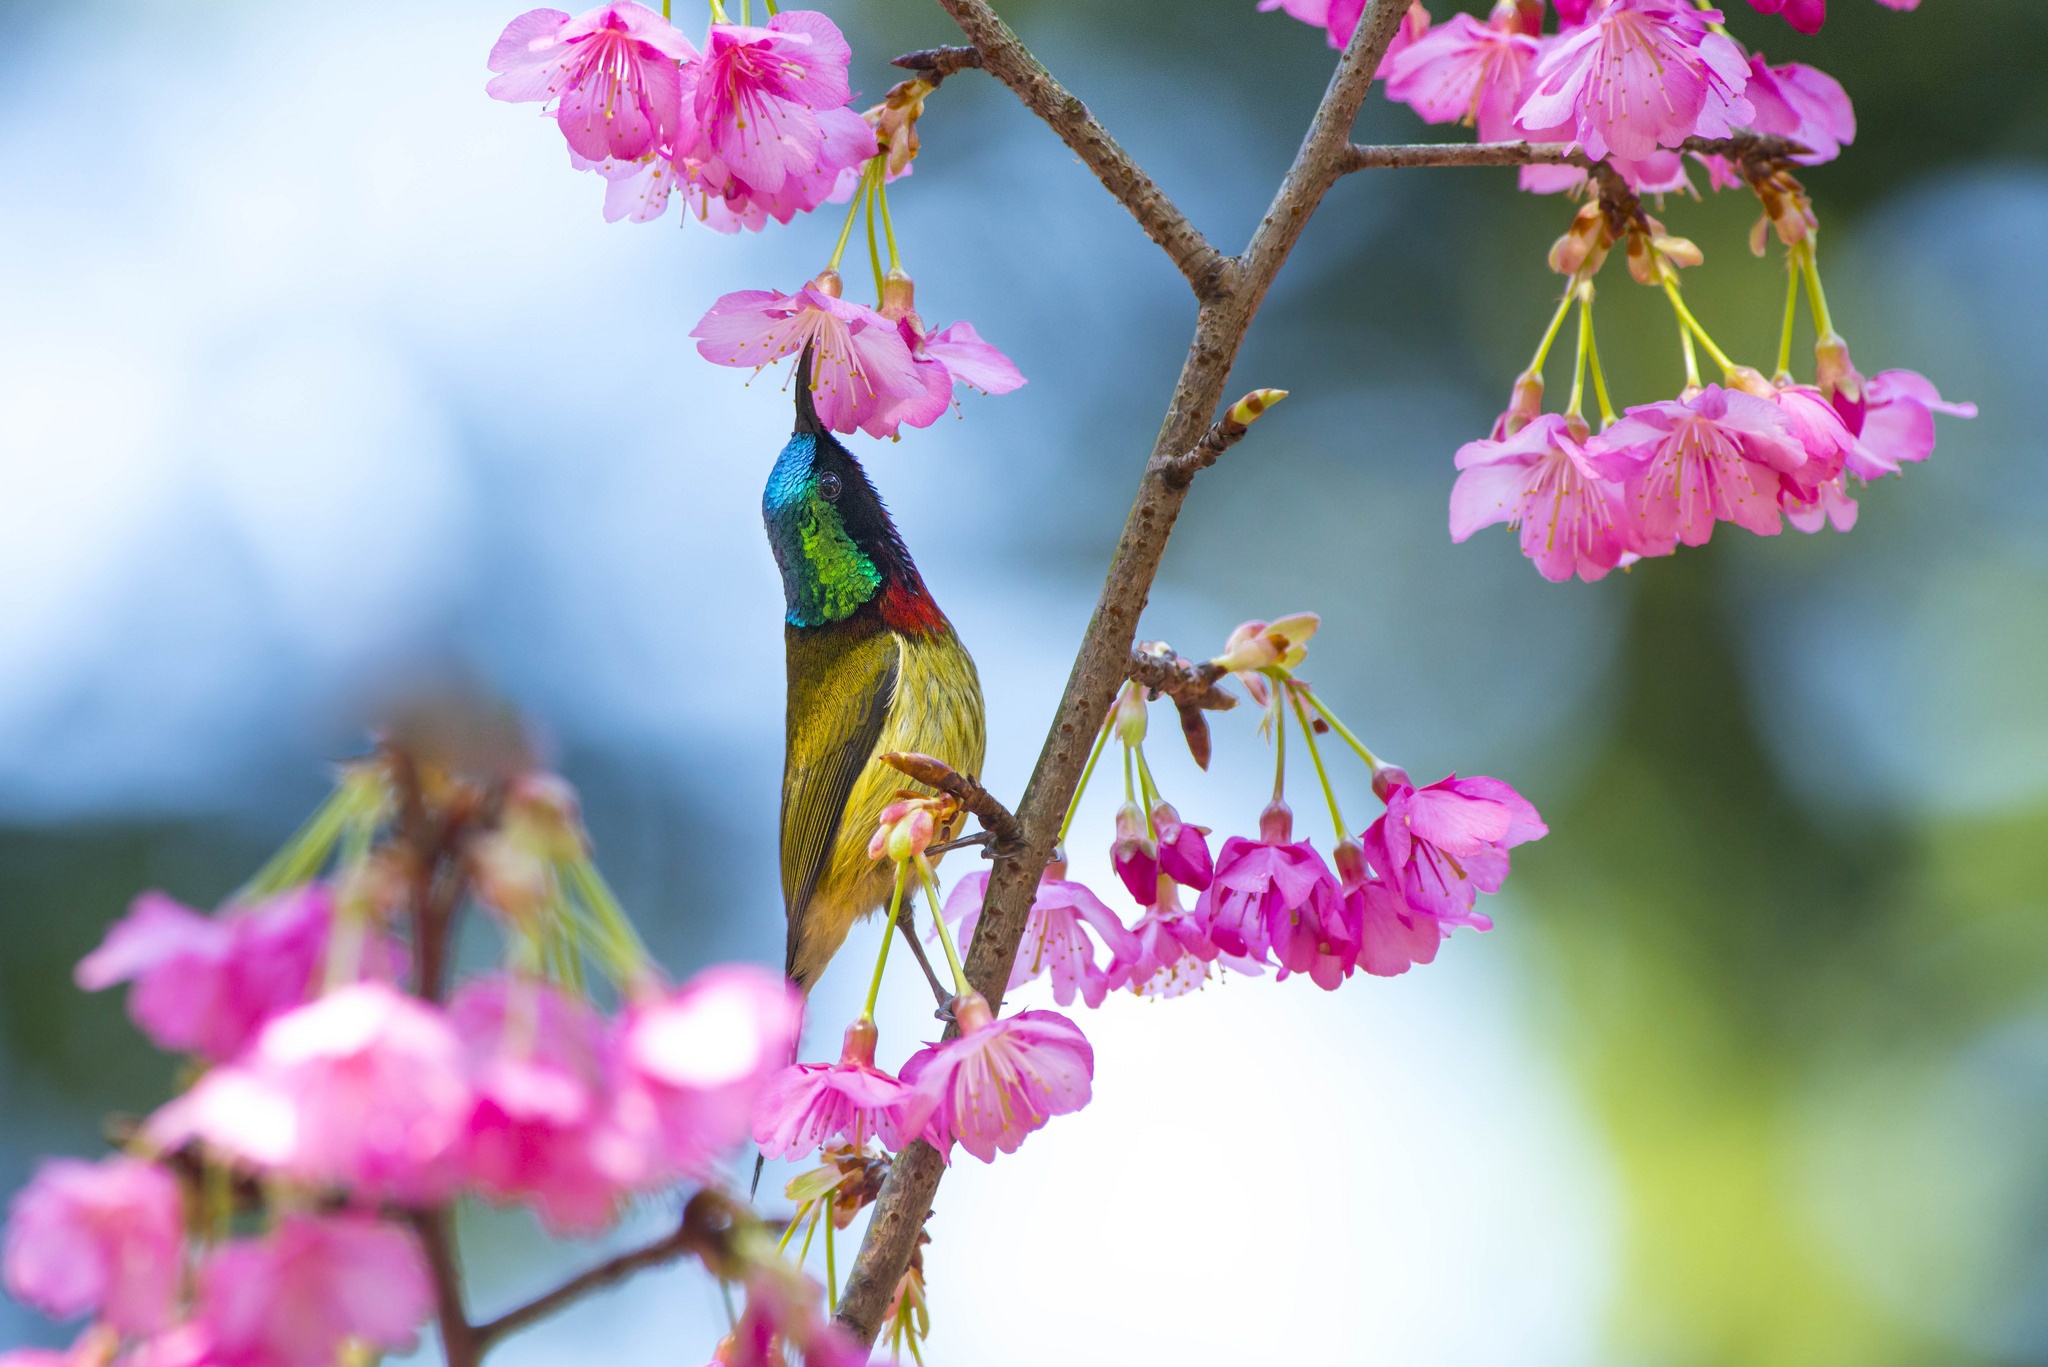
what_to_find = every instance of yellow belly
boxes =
[788,629,986,991]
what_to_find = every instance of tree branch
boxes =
[1338,132,1812,174]
[1127,645,1233,712]
[918,0,1232,297]
[410,1210,480,1367]
[890,45,984,83]
[473,1224,697,1349]
[833,0,1415,1344]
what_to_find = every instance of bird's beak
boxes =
[793,341,826,437]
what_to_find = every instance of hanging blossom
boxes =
[2,1158,183,1336]
[174,1215,433,1367]
[1113,875,1231,999]
[900,993,1094,1163]
[944,864,1140,1010]
[1816,335,1977,471]
[881,269,1026,426]
[1587,384,1809,551]
[147,982,474,1205]
[693,12,853,196]
[751,1019,934,1158]
[74,885,400,1065]
[1744,0,1920,36]
[1361,769,1547,930]
[1260,0,1430,57]
[1450,412,1630,583]
[1336,839,1445,978]
[1200,800,1358,991]
[450,976,636,1237]
[487,4,699,162]
[1513,0,1753,164]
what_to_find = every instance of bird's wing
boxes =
[781,623,900,978]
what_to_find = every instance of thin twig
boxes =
[1126,645,1232,711]
[890,45,984,82]
[473,1224,698,1348]
[833,0,1414,1345]
[1338,132,1811,174]
[920,0,1231,297]
[411,1210,480,1367]
[877,752,1024,856]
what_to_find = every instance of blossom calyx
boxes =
[1499,369,1545,438]
[1371,764,1412,804]
[879,268,918,323]
[868,77,934,177]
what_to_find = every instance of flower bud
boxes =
[1113,682,1148,746]
[1112,803,1160,906]
[868,798,938,864]
[1227,388,1288,427]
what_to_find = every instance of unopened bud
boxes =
[1113,681,1148,746]
[869,798,938,864]
[1227,388,1288,427]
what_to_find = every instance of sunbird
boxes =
[763,351,987,992]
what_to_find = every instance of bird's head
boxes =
[762,348,943,633]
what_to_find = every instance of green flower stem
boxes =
[1776,257,1800,379]
[1527,285,1577,378]
[862,864,909,1021]
[1799,239,1837,339]
[1661,275,1734,378]
[1301,688,1384,772]
[1290,690,1346,841]
[865,174,886,301]
[1134,745,1162,839]
[1270,684,1288,803]
[918,859,970,997]
[1583,294,1617,426]
[1057,717,1112,847]
[1567,283,1591,420]
[827,162,871,273]
[877,173,903,274]
[825,1195,839,1314]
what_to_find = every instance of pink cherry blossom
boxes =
[1851,368,1977,471]
[693,13,854,196]
[194,1216,430,1367]
[449,977,632,1236]
[1109,803,1160,906]
[1113,877,1225,999]
[1450,412,1630,582]
[3,1158,182,1335]
[147,983,471,1204]
[1513,0,1753,164]
[1747,60,1855,164]
[487,4,699,163]
[718,1265,867,1367]
[613,965,803,1178]
[1199,801,1352,983]
[1744,0,1826,31]
[900,994,1093,1163]
[1382,9,1539,143]
[1335,840,1443,978]
[1588,384,1808,549]
[692,279,929,438]
[945,864,1140,1009]
[1361,769,1546,929]
[1152,803,1215,891]
[74,886,362,1064]
[751,1019,934,1159]
[899,317,1026,423]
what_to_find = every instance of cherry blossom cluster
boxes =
[1259,0,1967,581]
[1,750,858,1367]
[488,3,1024,438]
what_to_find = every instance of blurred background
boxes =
[2,0,2043,1362]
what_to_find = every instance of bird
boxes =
[763,348,987,993]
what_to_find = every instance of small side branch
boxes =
[410,1210,480,1367]
[1149,388,1287,488]
[890,45,984,83]
[1339,132,1812,175]
[472,1224,697,1349]
[878,752,1024,856]
[924,0,1232,297]
[1127,645,1233,713]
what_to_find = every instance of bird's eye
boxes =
[817,471,843,502]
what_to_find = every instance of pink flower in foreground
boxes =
[3,1158,182,1335]
[614,965,803,1178]
[719,1265,866,1367]
[694,13,854,195]
[74,886,356,1064]
[195,1216,430,1367]
[692,277,928,438]
[487,4,699,162]
[751,1019,933,1159]
[1745,0,1915,31]
[900,994,1092,1163]
[1201,801,1356,989]
[945,864,1140,1009]
[1838,364,1977,472]
[1513,0,1753,163]
[904,318,1026,404]
[0,1329,113,1367]
[147,983,471,1203]
[1361,768,1546,929]
[1382,8,1539,143]
[1113,878,1225,999]
[450,977,632,1235]
[1335,839,1443,978]
[1450,412,1630,582]
[1745,60,1855,164]
[1588,385,1807,550]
